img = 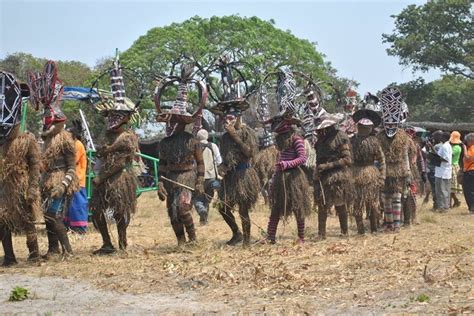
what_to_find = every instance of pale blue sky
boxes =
[0,0,441,94]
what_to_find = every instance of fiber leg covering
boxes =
[382,193,393,228]
[335,205,348,235]
[368,205,378,233]
[0,225,17,266]
[92,210,114,249]
[318,204,328,239]
[218,205,240,235]
[26,232,39,260]
[171,222,186,245]
[239,203,251,246]
[296,217,305,241]
[54,217,73,254]
[392,193,402,228]
[45,214,60,253]
[266,215,279,242]
[116,217,129,250]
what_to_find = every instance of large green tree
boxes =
[121,15,348,115]
[383,1,474,79]
[398,75,474,123]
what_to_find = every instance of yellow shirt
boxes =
[75,140,87,187]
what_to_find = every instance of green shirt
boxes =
[451,144,461,166]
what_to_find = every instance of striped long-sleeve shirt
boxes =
[276,135,308,171]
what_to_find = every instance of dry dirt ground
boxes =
[1,192,473,314]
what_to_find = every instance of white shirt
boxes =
[200,140,222,179]
[435,141,452,179]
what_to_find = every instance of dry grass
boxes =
[1,192,474,313]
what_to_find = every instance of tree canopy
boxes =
[398,75,474,123]
[382,1,474,79]
[121,15,349,114]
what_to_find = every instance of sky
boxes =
[0,0,441,95]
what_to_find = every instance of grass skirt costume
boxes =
[41,129,79,255]
[218,125,259,244]
[351,134,385,233]
[315,127,354,238]
[315,129,354,206]
[0,132,41,265]
[267,131,311,242]
[377,128,412,230]
[159,131,204,244]
[219,125,259,206]
[253,145,278,204]
[91,130,138,251]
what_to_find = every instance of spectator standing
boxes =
[462,133,474,214]
[193,129,222,225]
[65,121,88,233]
[449,131,463,208]
[434,132,452,212]
[423,131,443,208]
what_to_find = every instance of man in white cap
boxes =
[193,129,222,225]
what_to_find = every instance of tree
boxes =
[399,75,474,123]
[121,16,348,115]
[383,1,474,79]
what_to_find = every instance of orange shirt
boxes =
[464,145,474,172]
[75,140,87,187]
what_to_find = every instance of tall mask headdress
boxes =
[207,54,251,117]
[91,54,142,130]
[28,61,66,131]
[154,62,208,136]
[0,72,30,143]
[380,86,404,138]
[256,85,274,148]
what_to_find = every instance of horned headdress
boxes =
[154,62,208,136]
[27,61,66,131]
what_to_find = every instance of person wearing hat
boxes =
[0,71,41,266]
[208,56,259,246]
[313,111,354,239]
[193,128,222,225]
[32,61,79,258]
[155,63,206,245]
[377,87,413,233]
[351,109,386,234]
[449,131,463,208]
[90,57,140,254]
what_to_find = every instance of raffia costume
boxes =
[314,124,354,238]
[208,55,259,246]
[254,86,278,205]
[258,68,312,243]
[92,130,138,252]
[28,61,78,257]
[350,109,386,234]
[155,63,206,245]
[0,71,41,266]
[90,56,140,254]
[377,87,411,232]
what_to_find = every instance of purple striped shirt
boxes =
[276,136,308,171]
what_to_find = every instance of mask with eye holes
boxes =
[0,72,30,145]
